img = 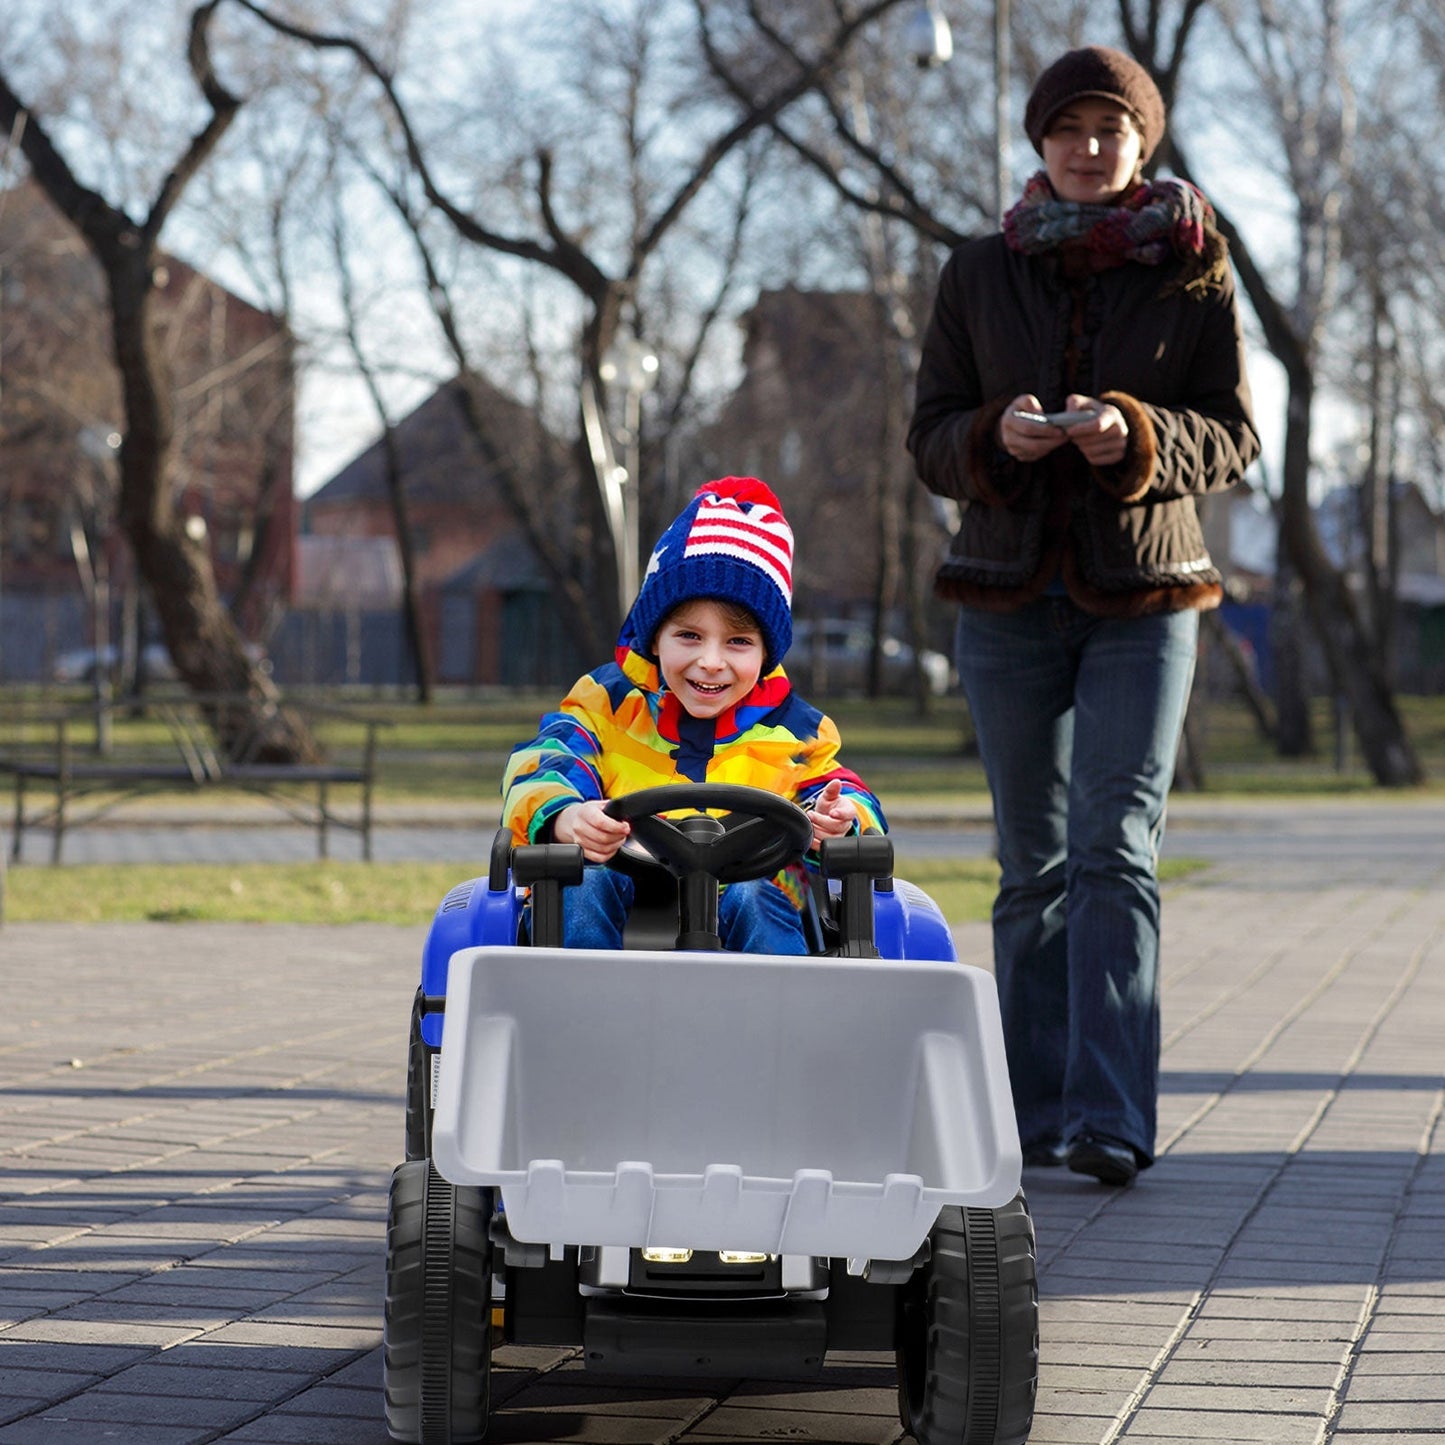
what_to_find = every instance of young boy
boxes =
[502,476,887,953]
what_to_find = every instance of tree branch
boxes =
[366,166,582,594]
[0,73,127,253]
[226,0,611,298]
[1166,135,1309,385]
[144,2,243,248]
[651,0,911,262]
[692,0,966,249]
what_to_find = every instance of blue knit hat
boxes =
[620,476,794,673]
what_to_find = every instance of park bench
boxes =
[0,692,387,865]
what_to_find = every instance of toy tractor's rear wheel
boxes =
[384,1160,493,1443]
[896,1194,1038,1445]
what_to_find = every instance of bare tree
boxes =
[220,0,909,654]
[0,3,316,760]
[692,0,994,706]
[323,166,434,701]
[695,0,1424,780]
[1329,0,1445,675]
[1154,0,1421,784]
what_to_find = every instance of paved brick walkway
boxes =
[0,805,1442,1443]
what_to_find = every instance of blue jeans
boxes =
[953,599,1199,1166]
[561,865,809,955]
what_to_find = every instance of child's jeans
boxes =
[559,864,809,954]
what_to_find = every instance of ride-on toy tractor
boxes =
[384,784,1038,1444]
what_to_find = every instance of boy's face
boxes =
[654,599,765,719]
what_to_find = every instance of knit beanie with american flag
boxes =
[620,476,794,674]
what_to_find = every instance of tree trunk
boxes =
[1270,547,1315,758]
[1171,139,1423,787]
[1201,608,1275,742]
[109,251,319,762]
[376,423,434,703]
[327,186,434,702]
[1360,283,1398,670]
[228,447,287,639]
[1276,373,1421,785]
[1173,704,1206,792]
[0,29,318,765]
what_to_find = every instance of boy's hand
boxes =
[807,778,858,847]
[554,800,631,862]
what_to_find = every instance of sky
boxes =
[0,0,1335,510]
[275,5,1304,507]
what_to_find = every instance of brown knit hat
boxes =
[1023,46,1166,163]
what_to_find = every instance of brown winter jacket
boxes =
[908,233,1260,617]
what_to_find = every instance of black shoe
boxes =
[1022,1138,1068,1168]
[1067,1133,1139,1186]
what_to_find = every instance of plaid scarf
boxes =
[1003,172,1229,296]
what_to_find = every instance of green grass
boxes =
[0,853,1209,926]
[1,685,1431,925]
[14,690,1445,803]
[1,860,470,925]
[381,690,1445,800]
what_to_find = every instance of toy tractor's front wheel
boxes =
[383,1160,493,1443]
[896,1194,1038,1445]
[404,990,433,1161]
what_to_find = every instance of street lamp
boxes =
[904,0,953,67]
[990,0,1010,226]
[903,0,1009,226]
[599,330,659,607]
[75,426,122,751]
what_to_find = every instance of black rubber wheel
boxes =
[384,1160,493,1444]
[896,1194,1038,1445]
[404,989,433,1162]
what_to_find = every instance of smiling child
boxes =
[501,476,886,954]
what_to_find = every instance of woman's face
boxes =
[1042,98,1143,204]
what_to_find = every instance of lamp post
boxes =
[905,0,1009,226]
[991,0,1010,227]
[903,0,952,66]
[75,427,122,751]
[599,330,659,608]
[2,112,32,697]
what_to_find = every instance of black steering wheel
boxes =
[603,783,813,885]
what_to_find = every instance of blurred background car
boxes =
[52,643,178,684]
[52,641,270,684]
[790,619,952,698]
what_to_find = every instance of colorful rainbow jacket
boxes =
[501,645,887,910]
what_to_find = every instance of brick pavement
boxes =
[0,806,1443,1443]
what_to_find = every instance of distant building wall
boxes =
[267,609,409,689]
[264,590,584,691]
[0,591,87,681]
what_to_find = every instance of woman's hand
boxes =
[807,778,859,848]
[1058,393,1129,466]
[997,394,1071,462]
[998,393,1130,467]
[554,799,630,862]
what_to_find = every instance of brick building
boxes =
[298,376,582,687]
[0,181,296,680]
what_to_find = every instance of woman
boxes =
[908,46,1259,1185]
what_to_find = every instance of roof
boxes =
[440,533,547,593]
[307,375,563,511]
[294,534,404,608]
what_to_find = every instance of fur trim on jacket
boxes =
[910,233,1259,617]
